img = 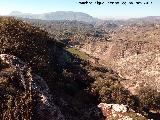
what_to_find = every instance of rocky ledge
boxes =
[0,54,65,120]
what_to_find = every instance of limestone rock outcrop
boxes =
[98,103,146,120]
[0,54,65,120]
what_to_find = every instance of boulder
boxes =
[98,103,146,120]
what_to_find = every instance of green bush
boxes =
[90,77,135,106]
[0,17,55,76]
[138,86,160,110]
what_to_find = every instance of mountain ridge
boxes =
[9,11,98,23]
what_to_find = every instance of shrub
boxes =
[0,17,56,77]
[138,86,160,110]
[90,77,135,106]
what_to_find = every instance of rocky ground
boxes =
[77,23,160,97]
[0,16,159,120]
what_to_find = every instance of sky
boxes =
[0,0,159,19]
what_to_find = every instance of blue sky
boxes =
[0,0,159,18]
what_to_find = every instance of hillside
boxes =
[0,17,133,120]
[78,23,160,93]
[0,16,97,120]
[21,17,160,119]
[1,16,160,120]
[59,19,160,119]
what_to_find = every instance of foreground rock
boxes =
[98,103,146,120]
[0,54,65,120]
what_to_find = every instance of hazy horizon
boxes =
[1,10,160,20]
[0,0,160,20]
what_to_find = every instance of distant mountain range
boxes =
[8,11,160,25]
[9,11,98,23]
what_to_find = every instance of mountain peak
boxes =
[10,11,22,15]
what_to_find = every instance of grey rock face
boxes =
[0,54,65,120]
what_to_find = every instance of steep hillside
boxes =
[0,17,57,76]
[0,16,104,120]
